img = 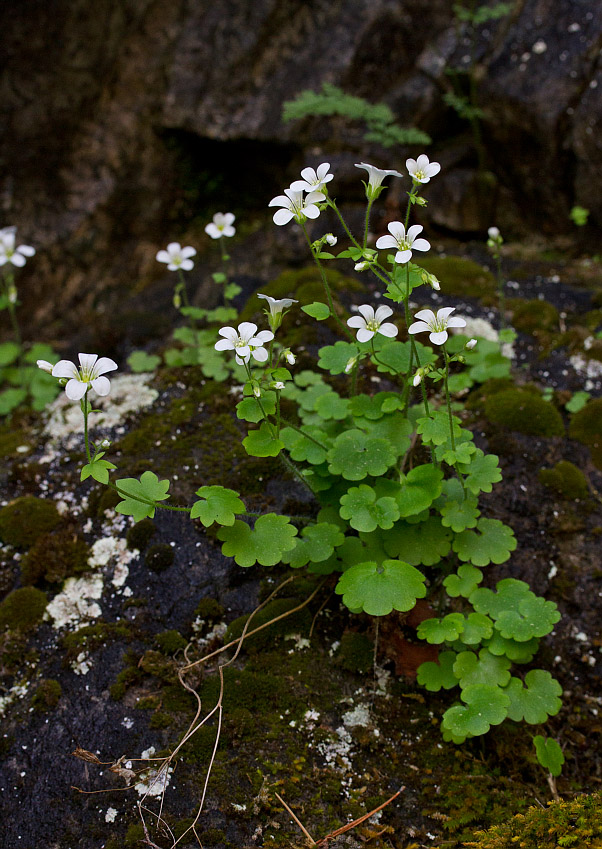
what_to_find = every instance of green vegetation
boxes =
[31,679,62,712]
[569,398,602,468]
[0,586,47,631]
[509,298,559,335]
[485,388,565,437]
[0,496,61,548]
[419,256,496,300]
[538,460,589,500]
[21,529,89,584]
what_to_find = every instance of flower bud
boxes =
[253,384,261,398]
[7,285,17,304]
[284,349,295,365]
[36,359,54,374]
[488,226,500,239]
[325,233,337,247]
[273,381,285,390]
[465,339,478,350]
[345,356,358,374]
[421,269,441,291]
[413,371,422,387]
[100,439,112,449]
[354,261,370,272]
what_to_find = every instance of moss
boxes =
[418,256,496,300]
[124,823,146,847]
[0,630,30,675]
[0,428,29,459]
[61,621,134,655]
[0,496,61,548]
[570,398,602,469]
[154,629,188,654]
[199,666,298,715]
[509,298,559,335]
[224,598,312,655]
[21,529,89,585]
[160,683,198,713]
[194,597,225,622]
[31,679,62,712]
[197,828,229,847]
[144,543,175,572]
[464,792,602,848]
[110,655,143,700]
[135,695,161,710]
[538,461,589,500]
[139,649,178,683]
[149,710,173,729]
[465,377,515,411]
[336,631,374,674]
[126,517,156,551]
[484,388,564,437]
[181,722,219,764]
[94,487,121,517]
[0,587,47,631]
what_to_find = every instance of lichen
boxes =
[44,574,104,630]
[0,496,61,548]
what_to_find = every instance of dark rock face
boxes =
[0,0,600,334]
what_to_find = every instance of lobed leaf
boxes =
[191,485,245,527]
[453,518,517,566]
[504,670,563,724]
[417,651,459,692]
[335,559,427,616]
[217,514,298,568]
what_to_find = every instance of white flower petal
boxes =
[347,316,365,329]
[78,353,98,372]
[387,221,406,240]
[167,242,181,254]
[356,327,374,343]
[408,321,431,335]
[425,162,441,177]
[411,238,430,252]
[215,339,234,351]
[375,235,397,250]
[429,330,448,345]
[395,249,412,264]
[252,330,274,346]
[156,250,171,263]
[91,376,111,396]
[251,347,269,363]
[436,307,456,321]
[374,305,393,322]
[303,205,320,220]
[300,167,316,183]
[93,357,118,376]
[181,246,197,258]
[290,179,310,192]
[406,158,418,174]
[65,378,88,400]
[269,195,292,208]
[416,154,429,170]
[446,317,467,328]
[273,209,295,226]
[223,213,235,225]
[414,309,437,323]
[52,360,78,379]
[181,259,194,271]
[238,322,258,340]
[357,304,375,322]
[18,245,35,257]
[377,323,398,338]
[10,253,25,267]
[407,224,424,241]
[218,326,239,341]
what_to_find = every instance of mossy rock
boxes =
[465,377,515,411]
[224,598,312,655]
[0,428,30,459]
[154,629,188,654]
[418,256,496,300]
[31,679,62,712]
[61,621,134,656]
[126,517,156,551]
[569,398,602,469]
[144,543,175,572]
[538,460,589,500]
[508,298,559,335]
[199,666,297,714]
[194,597,225,622]
[336,631,374,674]
[237,265,363,324]
[21,528,90,585]
[485,389,564,437]
[124,823,146,847]
[0,586,47,631]
[464,792,602,849]
[0,496,61,548]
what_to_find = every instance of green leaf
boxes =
[357,411,413,456]
[179,306,208,320]
[566,391,590,414]
[417,410,462,447]
[302,302,330,320]
[205,306,238,324]
[437,439,477,466]
[280,426,329,465]
[314,391,350,421]
[335,559,427,616]
[418,613,465,644]
[0,387,27,414]
[453,518,517,566]
[339,484,400,532]
[397,464,443,517]
[460,450,502,495]
[198,347,230,381]
[441,490,480,533]
[282,523,345,568]
[461,612,494,645]
[504,670,563,724]
[533,736,564,777]
[224,282,242,300]
[327,430,396,481]
[443,564,483,598]
[80,454,116,485]
[236,394,276,423]
[190,485,244,527]
[318,341,359,375]
[127,350,161,372]
[417,651,459,692]
[484,631,539,663]
[453,649,511,688]
[115,471,171,522]
[372,340,412,375]
[0,342,21,366]
[243,422,284,457]
[217,514,298,567]
[163,347,198,367]
[212,272,227,284]
[494,595,561,642]
[349,392,399,420]
[381,515,452,566]
[442,684,510,739]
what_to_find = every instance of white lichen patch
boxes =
[42,373,158,444]
[87,535,138,588]
[131,746,173,797]
[45,574,104,629]
[71,652,92,675]
[0,682,28,717]
[570,353,602,387]
[285,633,311,652]
[342,703,372,728]
[316,725,354,775]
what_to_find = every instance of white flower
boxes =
[345,356,358,374]
[376,222,430,264]
[488,226,500,239]
[355,163,402,199]
[156,242,196,271]
[347,305,398,343]
[466,338,478,350]
[36,359,54,374]
[408,307,466,346]
[268,188,325,226]
[0,226,35,268]
[290,163,334,193]
[406,154,441,184]
[215,322,274,365]
[51,353,118,401]
[257,294,298,316]
[325,233,338,247]
[205,212,236,239]
[354,261,370,272]
[284,349,296,365]
[413,372,422,387]
[273,381,285,390]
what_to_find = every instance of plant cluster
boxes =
[36,154,563,778]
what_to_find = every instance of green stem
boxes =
[495,254,506,329]
[177,269,190,309]
[363,198,374,250]
[443,345,465,493]
[82,391,92,464]
[327,200,361,249]
[300,221,352,340]
[278,417,328,451]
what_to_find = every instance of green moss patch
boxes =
[0,586,47,631]
[0,496,61,548]
[31,679,62,712]
[144,543,175,572]
[509,298,559,335]
[21,529,89,585]
[224,598,312,655]
[126,517,156,550]
[570,398,602,469]
[336,631,374,674]
[154,629,188,654]
[485,389,564,437]
[418,256,496,300]
[61,621,134,656]
[538,460,589,500]
[464,792,602,849]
